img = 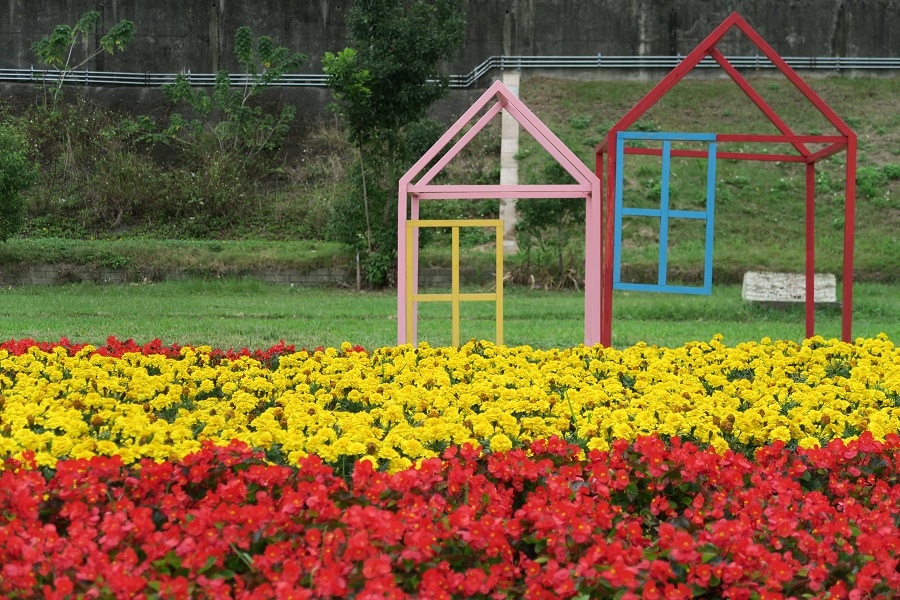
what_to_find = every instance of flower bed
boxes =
[0,335,897,469]
[1,335,899,597]
[3,435,900,598]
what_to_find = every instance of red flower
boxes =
[361,554,393,579]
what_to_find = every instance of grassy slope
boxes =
[6,76,900,284]
[516,75,900,283]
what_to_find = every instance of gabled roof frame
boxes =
[398,79,602,345]
[595,12,858,347]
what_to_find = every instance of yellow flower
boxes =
[769,426,792,443]
[797,437,821,449]
[489,433,513,453]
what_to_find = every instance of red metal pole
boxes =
[595,147,606,346]
[805,162,816,339]
[603,144,616,347]
[843,136,857,342]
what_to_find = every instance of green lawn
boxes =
[0,279,896,350]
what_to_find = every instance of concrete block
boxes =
[742,271,837,304]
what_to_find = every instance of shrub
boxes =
[856,165,887,199]
[0,121,38,241]
[882,163,900,181]
[78,152,177,230]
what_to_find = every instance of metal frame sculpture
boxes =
[398,80,602,345]
[595,12,857,347]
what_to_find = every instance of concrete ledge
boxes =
[0,263,495,288]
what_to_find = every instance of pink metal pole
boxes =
[411,195,420,343]
[595,148,607,346]
[584,182,603,345]
[397,183,409,344]
[805,162,816,339]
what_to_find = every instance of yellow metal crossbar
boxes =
[405,219,504,346]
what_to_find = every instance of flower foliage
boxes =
[0,335,303,364]
[2,434,899,598]
[0,335,897,470]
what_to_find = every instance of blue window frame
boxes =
[613,131,717,294]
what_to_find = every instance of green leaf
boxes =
[31,26,75,67]
[198,555,218,574]
[234,26,254,68]
[100,20,135,54]
[212,569,236,580]
[73,11,102,34]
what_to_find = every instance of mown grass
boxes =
[0,279,895,350]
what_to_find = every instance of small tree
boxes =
[154,26,307,158]
[324,0,465,286]
[0,122,38,242]
[132,27,307,234]
[31,10,134,106]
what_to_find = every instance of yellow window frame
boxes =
[404,219,504,346]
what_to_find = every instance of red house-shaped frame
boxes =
[398,80,602,345]
[595,12,857,347]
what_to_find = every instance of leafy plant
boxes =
[856,165,888,202]
[569,115,591,130]
[31,11,134,107]
[0,121,38,241]
[882,164,900,181]
[151,26,307,157]
[323,0,466,286]
[125,27,307,235]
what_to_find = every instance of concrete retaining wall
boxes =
[2,1,897,74]
[0,264,492,288]
[2,1,896,132]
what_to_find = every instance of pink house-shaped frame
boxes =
[398,80,602,345]
[595,12,857,347]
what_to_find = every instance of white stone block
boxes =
[741,271,837,303]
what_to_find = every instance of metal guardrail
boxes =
[447,55,900,87]
[4,54,899,90]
